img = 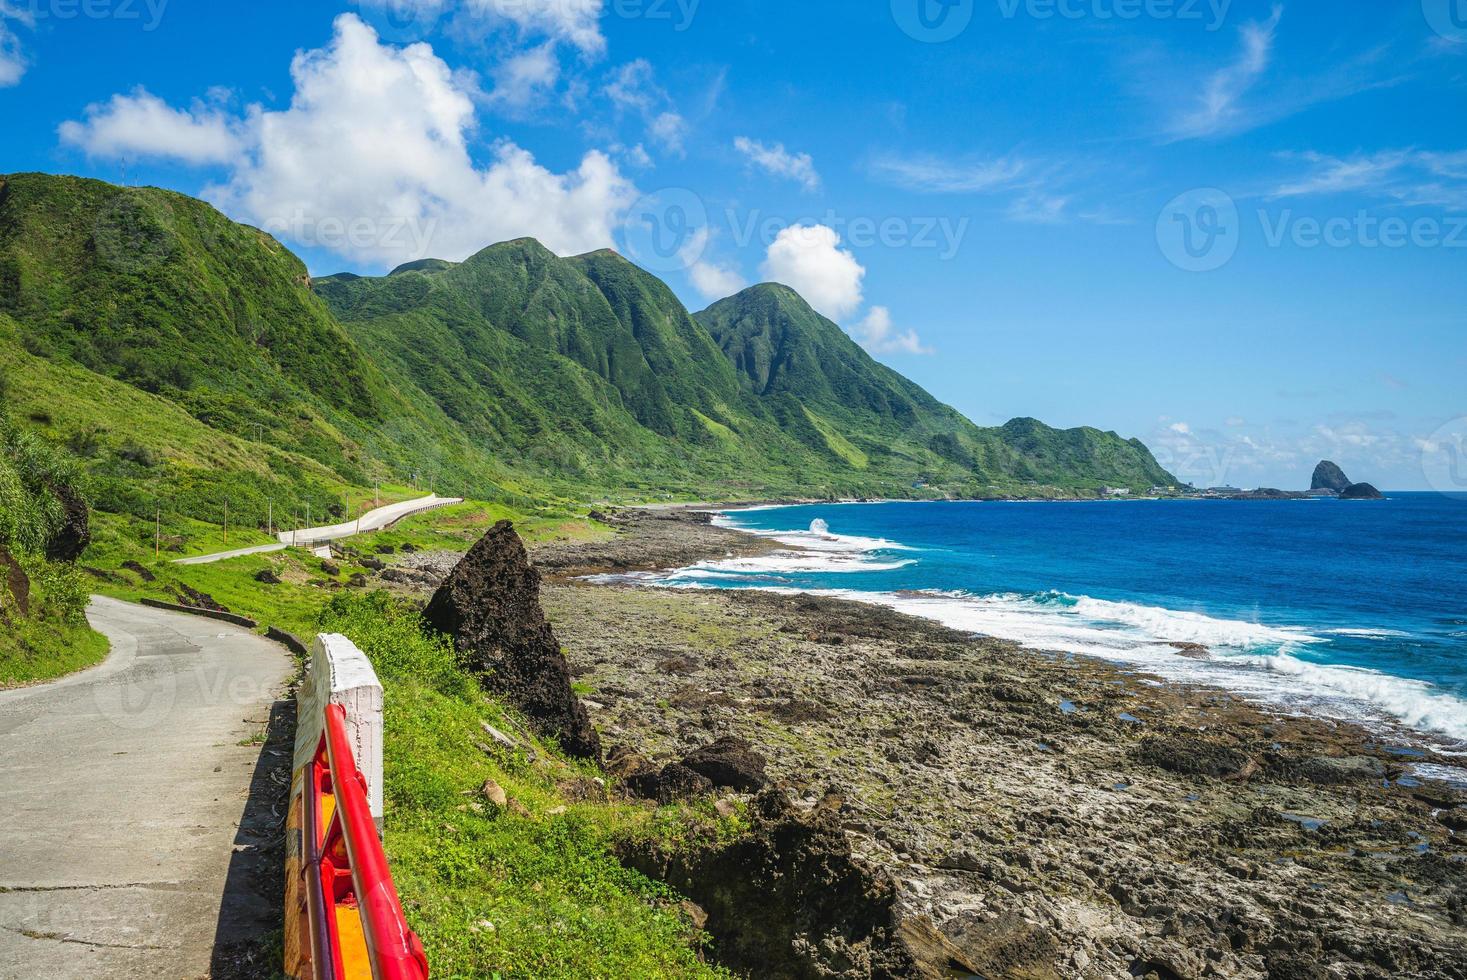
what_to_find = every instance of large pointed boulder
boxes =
[423,521,601,760]
[1311,460,1351,493]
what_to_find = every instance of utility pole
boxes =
[223,498,229,547]
[267,501,273,537]
[155,508,160,559]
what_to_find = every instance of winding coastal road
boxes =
[0,597,291,978]
[174,492,463,565]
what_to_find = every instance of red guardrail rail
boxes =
[300,702,429,980]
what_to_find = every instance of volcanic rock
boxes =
[44,479,90,561]
[620,789,976,979]
[423,521,601,759]
[1340,482,1384,500]
[0,546,30,616]
[681,736,769,792]
[1311,460,1352,493]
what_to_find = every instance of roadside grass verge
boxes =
[0,555,109,687]
[317,591,735,978]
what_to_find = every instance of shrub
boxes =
[317,591,471,698]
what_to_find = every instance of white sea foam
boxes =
[641,513,1467,748]
[1412,763,1467,789]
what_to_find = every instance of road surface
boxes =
[175,492,463,565]
[0,596,292,978]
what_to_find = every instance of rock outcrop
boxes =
[423,520,601,760]
[43,480,90,562]
[1311,460,1352,493]
[619,789,977,979]
[1340,482,1385,500]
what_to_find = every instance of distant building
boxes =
[1101,487,1132,497]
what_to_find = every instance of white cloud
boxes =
[61,15,637,269]
[353,0,606,54]
[0,4,35,88]
[688,258,746,301]
[851,306,932,356]
[1169,421,1191,434]
[58,89,245,165]
[868,153,1026,194]
[1270,149,1467,210]
[604,59,685,154]
[487,42,560,108]
[733,137,820,192]
[761,224,865,321]
[1172,5,1282,139]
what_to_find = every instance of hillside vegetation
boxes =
[1,172,1173,519]
[0,396,107,685]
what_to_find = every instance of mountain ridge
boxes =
[1,172,1174,517]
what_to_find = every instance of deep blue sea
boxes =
[635,495,1467,750]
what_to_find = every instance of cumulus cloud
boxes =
[851,306,931,356]
[761,224,865,321]
[605,59,686,154]
[59,89,245,165]
[688,258,746,301]
[487,42,560,109]
[59,15,637,269]
[353,0,606,54]
[733,137,820,192]
[0,4,35,88]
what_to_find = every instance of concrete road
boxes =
[175,493,463,566]
[0,596,293,979]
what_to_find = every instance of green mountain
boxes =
[696,284,1174,493]
[0,172,1172,522]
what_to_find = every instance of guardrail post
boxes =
[285,634,386,978]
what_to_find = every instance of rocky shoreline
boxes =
[394,509,1467,979]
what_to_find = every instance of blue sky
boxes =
[2,0,1465,489]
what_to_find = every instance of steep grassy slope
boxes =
[317,241,846,496]
[0,405,108,686]
[0,173,518,511]
[698,284,1174,493]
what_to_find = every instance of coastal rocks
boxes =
[1311,460,1352,493]
[619,788,977,980]
[681,736,769,792]
[1132,736,1253,779]
[1340,482,1384,500]
[608,739,767,802]
[424,520,601,760]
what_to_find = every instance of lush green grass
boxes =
[0,554,108,687]
[318,592,735,978]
